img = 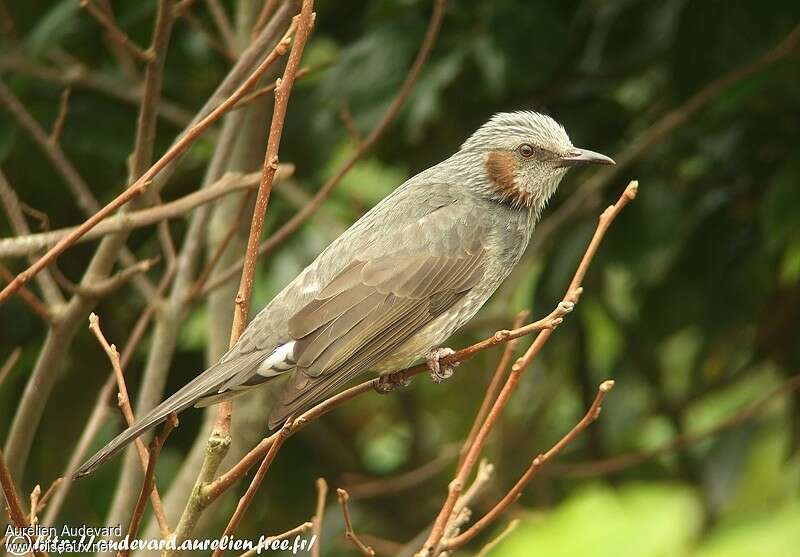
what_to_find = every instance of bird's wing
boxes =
[264,227,487,429]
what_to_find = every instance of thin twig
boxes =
[312,477,328,557]
[474,519,519,557]
[550,372,800,477]
[238,522,314,557]
[48,87,71,146]
[0,168,64,308]
[210,420,294,557]
[204,0,238,55]
[458,310,529,468]
[0,264,51,323]
[233,62,328,110]
[88,313,172,536]
[0,346,22,387]
[337,488,376,556]
[343,445,459,500]
[443,381,615,550]
[0,54,192,126]
[79,0,152,61]
[34,477,62,515]
[121,413,178,557]
[0,449,48,557]
[252,0,280,39]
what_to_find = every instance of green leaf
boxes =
[495,483,703,557]
[695,504,800,557]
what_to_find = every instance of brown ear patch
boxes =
[485,150,532,207]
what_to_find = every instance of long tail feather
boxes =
[73,352,265,478]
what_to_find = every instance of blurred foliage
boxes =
[1,0,800,555]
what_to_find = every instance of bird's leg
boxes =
[374,372,411,394]
[427,347,459,383]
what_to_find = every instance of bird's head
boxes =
[460,111,614,210]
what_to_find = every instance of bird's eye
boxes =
[518,143,535,158]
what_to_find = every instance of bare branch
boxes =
[312,477,328,557]
[337,488,376,557]
[48,87,71,146]
[204,0,238,55]
[458,310,529,468]
[210,420,295,557]
[238,522,314,557]
[252,0,280,39]
[474,519,519,557]
[88,313,172,537]
[121,413,178,557]
[550,372,800,477]
[0,54,192,126]
[79,0,152,62]
[443,381,615,551]
[0,346,22,388]
[0,264,51,323]
[0,449,48,557]
[0,168,292,258]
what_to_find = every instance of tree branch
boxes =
[337,488,376,557]
[0,167,292,258]
[121,413,178,557]
[0,449,48,557]
[79,0,152,62]
[443,380,615,551]
[549,372,800,477]
[311,477,328,557]
[88,313,172,537]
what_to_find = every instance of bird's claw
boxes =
[374,373,411,394]
[427,347,459,383]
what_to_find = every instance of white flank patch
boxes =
[256,341,296,377]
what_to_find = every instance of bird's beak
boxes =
[557,147,616,167]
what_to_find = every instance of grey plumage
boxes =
[74,111,614,478]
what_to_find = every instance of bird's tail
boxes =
[73,352,264,478]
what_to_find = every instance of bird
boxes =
[74,111,614,478]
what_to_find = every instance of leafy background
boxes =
[1,0,800,555]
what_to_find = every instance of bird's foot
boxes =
[374,373,411,394]
[427,347,459,383]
